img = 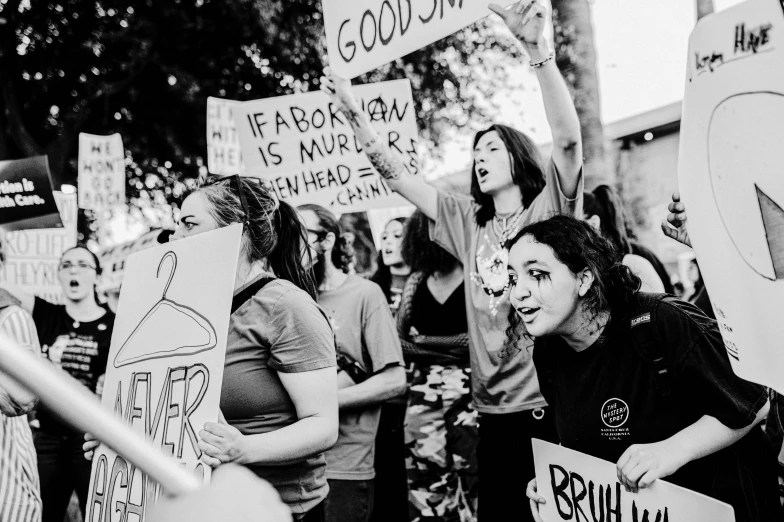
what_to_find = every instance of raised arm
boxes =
[489,0,583,197]
[0,285,35,314]
[320,69,439,220]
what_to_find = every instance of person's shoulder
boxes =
[254,279,314,312]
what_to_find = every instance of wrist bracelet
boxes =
[530,51,555,69]
[363,134,381,149]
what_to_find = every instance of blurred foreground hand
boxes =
[149,464,292,522]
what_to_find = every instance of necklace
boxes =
[492,206,525,245]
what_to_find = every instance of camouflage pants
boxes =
[405,365,479,522]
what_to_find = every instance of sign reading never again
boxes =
[86,225,243,522]
[233,79,419,214]
[533,439,734,522]
[78,133,126,211]
[0,156,63,230]
[322,0,517,79]
[678,0,784,391]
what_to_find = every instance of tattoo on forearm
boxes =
[367,147,403,181]
[345,108,362,126]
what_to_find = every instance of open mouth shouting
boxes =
[476,166,490,183]
[516,306,540,323]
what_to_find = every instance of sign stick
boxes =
[0,332,201,496]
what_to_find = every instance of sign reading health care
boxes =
[678,0,784,391]
[234,79,419,213]
[86,225,242,522]
[323,0,516,78]
[78,133,126,211]
[532,439,734,522]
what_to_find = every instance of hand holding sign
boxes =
[526,478,547,522]
[616,440,687,493]
[489,0,550,51]
[661,192,692,248]
[320,66,362,117]
[199,420,247,468]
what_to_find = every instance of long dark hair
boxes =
[297,204,355,272]
[471,124,546,226]
[401,210,458,275]
[370,217,407,301]
[197,177,317,300]
[583,185,632,256]
[504,215,641,345]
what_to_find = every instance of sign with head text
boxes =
[0,156,63,231]
[323,0,517,79]
[233,80,419,213]
[533,439,734,522]
[78,133,126,212]
[207,97,244,176]
[678,0,784,392]
[86,225,242,521]
[0,192,77,304]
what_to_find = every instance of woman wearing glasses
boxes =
[2,245,114,522]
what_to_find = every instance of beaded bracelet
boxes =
[530,51,555,69]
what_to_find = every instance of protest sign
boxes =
[0,156,63,230]
[678,0,784,391]
[233,80,419,214]
[78,133,126,212]
[207,97,244,176]
[323,0,517,79]
[86,225,242,521]
[98,229,166,295]
[532,439,734,522]
[0,192,77,303]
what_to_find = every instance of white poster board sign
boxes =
[98,229,164,294]
[234,80,420,214]
[85,225,242,521]
[533,439,734,522]
[207,97,244,176]
[0,192,77,303]
[323,0,516,79]
[78,133,126,211]
[678,0,784,391]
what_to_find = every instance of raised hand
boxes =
[320,65,360,116]
[489,0,550,49]
[660,192,692,248]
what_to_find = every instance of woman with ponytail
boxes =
[583,185,667,293]
[84,176,339,520]
[505,215,781,522]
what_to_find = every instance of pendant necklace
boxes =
[492,206,525,246]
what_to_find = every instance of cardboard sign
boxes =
[532,439,735,522]
[0,156,63,230]
[0,192,77,304]
[323,0,516,78]
[86,225,242,521]
[233,80,419,213]
[207,97,244,176]
[677,0,784,391]
[78,133,126,211]
[98,230,165,294]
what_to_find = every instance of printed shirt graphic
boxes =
[32,297,114,433]
[430,159,583,413]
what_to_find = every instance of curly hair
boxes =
[504,214,641,346]
[401,210,458,275]
[471,124,547,226]
[297,204,355,272]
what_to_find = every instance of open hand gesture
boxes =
[320,66,360,116]
[489,0,550,48]
[660,192,692,248]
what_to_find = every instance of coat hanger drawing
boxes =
[113,252,217,368]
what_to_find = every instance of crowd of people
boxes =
[0,1,782,522]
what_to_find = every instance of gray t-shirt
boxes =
[318,275,404,480]
[430,159,583,414]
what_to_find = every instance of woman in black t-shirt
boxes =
[3,245,115,522]
[504,215,781,522]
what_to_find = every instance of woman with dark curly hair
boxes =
[397,211,479,521]
[504,215,781,522]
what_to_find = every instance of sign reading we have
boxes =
[323,0,517,79]
[234,79,419,214]
[532,440,734,522]
[78,133,126,211]
[86,225,242,522]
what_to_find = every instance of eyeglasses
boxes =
[58,262,97,272]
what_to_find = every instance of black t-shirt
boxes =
[411,281,467,337]
[33,296,115,433]
[533,295,780,522]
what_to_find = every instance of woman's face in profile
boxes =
[170,192,220,242]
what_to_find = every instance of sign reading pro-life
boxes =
[323,0,517,79]
[234,79,419,214]
[78,133,125,211]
